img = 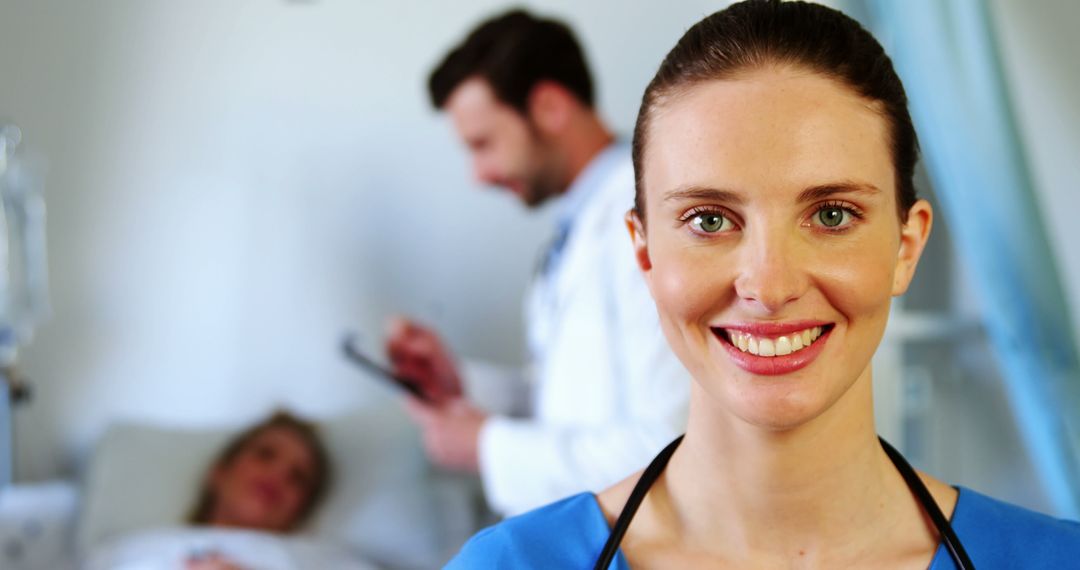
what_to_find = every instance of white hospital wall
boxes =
[0,0,721,480]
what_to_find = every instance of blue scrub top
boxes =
[446,487,1080,569]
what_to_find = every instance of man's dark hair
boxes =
[428,9,594,112]
[633,0,919,224]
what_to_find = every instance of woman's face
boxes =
[210,426,318,532]
[633,67,930,430]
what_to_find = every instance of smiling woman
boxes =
[446,1,1080,568]
[632,70,925,432]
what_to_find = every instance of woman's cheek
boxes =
[817,242,897,320]
[651,250,718,317]
[649,249,730,346]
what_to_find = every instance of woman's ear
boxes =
[892,199,933,296]
[625,209,652,272]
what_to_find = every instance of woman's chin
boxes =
[221,503,285,532]
[734,399,829,432]
[698,377,837,432]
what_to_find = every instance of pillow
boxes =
[78,406,471,569]
[77,424,232,550]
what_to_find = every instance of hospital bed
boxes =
[0,406,483,569]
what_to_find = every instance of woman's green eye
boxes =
[817,207,847,228]
[692,213,729,233]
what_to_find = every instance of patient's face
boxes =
[209,426,318,532]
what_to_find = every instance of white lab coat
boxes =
[472,146,691,516]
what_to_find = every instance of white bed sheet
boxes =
[83,527,376,570]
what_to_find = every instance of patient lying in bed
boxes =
[85,411,372,570]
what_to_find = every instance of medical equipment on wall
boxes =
[0,123,49,384]
[0,123,50,487]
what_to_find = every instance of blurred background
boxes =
[0,0,1077,566]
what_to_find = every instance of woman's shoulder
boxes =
[446,492,613,568]
[952,486,1080,565]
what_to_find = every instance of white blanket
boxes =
[83,527,375,570]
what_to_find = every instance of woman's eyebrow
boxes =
[663,185,745,205]
[797,181,882,202]
[662,182,881,204]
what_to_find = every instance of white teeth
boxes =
[726,326,827,358]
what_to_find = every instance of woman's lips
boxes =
[712,323,833,376]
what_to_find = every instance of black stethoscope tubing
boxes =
[593,435,974,570]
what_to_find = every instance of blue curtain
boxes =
[862,0,1080,518]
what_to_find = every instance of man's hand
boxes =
[404,396,486,472]
[385,316,463,403]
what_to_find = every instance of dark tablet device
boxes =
[341,333,430,402]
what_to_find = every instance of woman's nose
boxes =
[262,460,291,482]
[732,228,809,313]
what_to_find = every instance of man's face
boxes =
[444,77,562,207]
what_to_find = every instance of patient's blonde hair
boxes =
[187,410,332,531]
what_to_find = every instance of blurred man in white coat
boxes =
[389,10,689,516]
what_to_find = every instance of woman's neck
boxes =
[635,373,939,566]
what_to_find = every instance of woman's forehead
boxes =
[252,427,313,458]
[643,69,895,206]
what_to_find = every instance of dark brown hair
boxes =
[428,9,594,112]
[188,410,331,531]
[632,0,918,224]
